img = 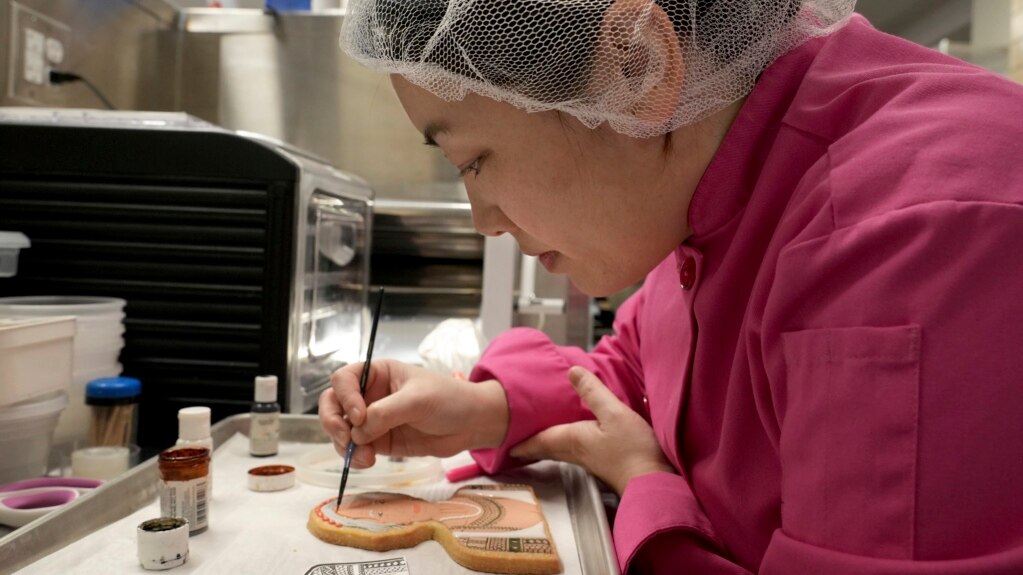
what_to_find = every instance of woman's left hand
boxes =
[509,366,676,495]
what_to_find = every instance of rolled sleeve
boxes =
[614,472,723,569]
[602,472,761,574]
[469,327,591,473]
[470,289,649,473]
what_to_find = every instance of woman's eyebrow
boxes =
[423,121,449,147]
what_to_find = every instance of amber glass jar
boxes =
[158,447,210,534]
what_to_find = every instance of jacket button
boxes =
[679,256,697,290]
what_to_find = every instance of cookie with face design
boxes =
[307,484,562,574]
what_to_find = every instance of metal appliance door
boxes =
[294,189,369,411]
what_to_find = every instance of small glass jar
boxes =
[86,377,141,447]
[158,447,210,535]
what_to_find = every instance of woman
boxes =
[320,0,1023,572]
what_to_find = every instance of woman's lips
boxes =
[538,251,559,272]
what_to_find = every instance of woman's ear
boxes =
[592,0,685,128]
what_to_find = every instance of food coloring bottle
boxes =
[249,375,280,457]
[176,406,214,495]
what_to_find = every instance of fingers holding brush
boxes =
[321,359,384,443]
[337,437,377,468]
[319,387,377,468]
[323,359,389,434]
[328,362,369,427]
[319,386,352,442]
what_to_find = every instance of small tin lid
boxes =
[85,377,141,403]
[247,464,296,492]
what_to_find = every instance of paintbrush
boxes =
[336,287,385,511]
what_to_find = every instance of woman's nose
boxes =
[470,198,516,237]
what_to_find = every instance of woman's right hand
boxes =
[318,359,509,468]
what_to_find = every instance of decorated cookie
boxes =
[307,484,562,574]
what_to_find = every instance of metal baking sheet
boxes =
[0,414,618,574]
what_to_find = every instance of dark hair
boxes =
[367,0,800,103]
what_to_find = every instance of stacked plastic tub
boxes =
[0,316,74,483]
[0,297,126,450]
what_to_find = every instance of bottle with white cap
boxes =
[250,375,280,457]
[176,406,214,452]
[176,406,214,494]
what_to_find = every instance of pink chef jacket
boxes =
[468,14,1023,575]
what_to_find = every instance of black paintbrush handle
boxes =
[336,288,386,509]
[358,288,385,394]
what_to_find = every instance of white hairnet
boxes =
[340,0,855,138]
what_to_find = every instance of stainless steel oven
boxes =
[0,108,372,449]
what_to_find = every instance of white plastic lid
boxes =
[0,296,125,317]
[0,231,30,249]
[177,406,211,441]
[295,444,444,489]
[254,375,277,403]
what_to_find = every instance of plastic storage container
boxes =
[0,231,30,277]
[0,316,75,406]
[0,392,68,483]
[0,297,126,446]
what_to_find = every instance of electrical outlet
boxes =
[6,2,71,104]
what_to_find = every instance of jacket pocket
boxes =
[780,325,921,559]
